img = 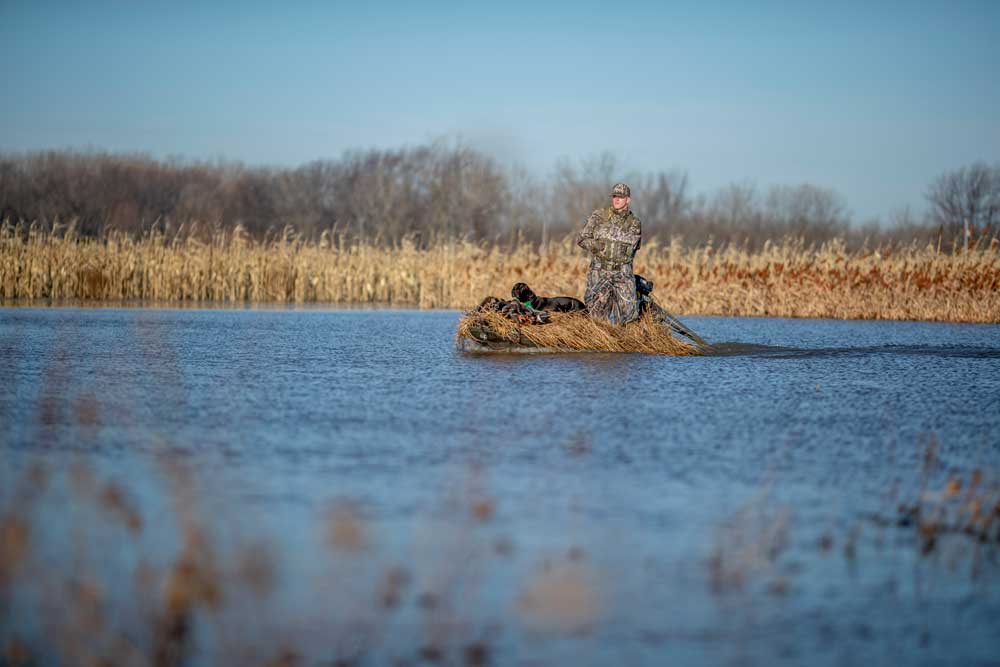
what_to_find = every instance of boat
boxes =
[455,299,709,356]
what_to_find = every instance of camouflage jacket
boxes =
[576,207,642,271]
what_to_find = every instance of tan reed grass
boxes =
[2,453,998,665]
[2,221,999,322]
[456,309,701,355]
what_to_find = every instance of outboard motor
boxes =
[633,273,710,350]
[635,274,654,298]
[635,274,655,316]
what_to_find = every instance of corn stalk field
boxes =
[2,222,998,322]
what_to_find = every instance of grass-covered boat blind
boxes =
[456,309,702,356]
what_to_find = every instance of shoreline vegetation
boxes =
[2,222,998,323]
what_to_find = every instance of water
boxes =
[2,307,999,666]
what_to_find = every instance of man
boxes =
[576,182,642,324]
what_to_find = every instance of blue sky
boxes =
[3,0,998,222]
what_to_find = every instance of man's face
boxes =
[612,195,630,211]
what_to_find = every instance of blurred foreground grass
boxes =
[2,440,997,667]
[2,222,998,322]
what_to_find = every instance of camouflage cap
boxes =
[610,183,631,198]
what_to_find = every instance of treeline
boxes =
[1,146,996,249]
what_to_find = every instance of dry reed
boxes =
[456,310,701,356]
[893,438,1000,558]
[2,452,997,665]
[3,221,999,322]
[0,460,600,666]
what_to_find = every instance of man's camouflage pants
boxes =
[584,267,639,324]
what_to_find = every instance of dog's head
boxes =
[511,282,536,304]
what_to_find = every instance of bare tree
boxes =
[548,153,621,244]
[634,170,690,235]
[764,184,850,242]
[926,162,1000,235]
[1,147,959,250]
[710,182,759,229]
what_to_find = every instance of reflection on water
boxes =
[2,308,999,665]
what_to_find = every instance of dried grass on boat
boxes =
[456,309,702,356]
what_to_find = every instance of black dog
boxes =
[511,283,587,313]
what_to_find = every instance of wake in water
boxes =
[706,342,1000,359]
